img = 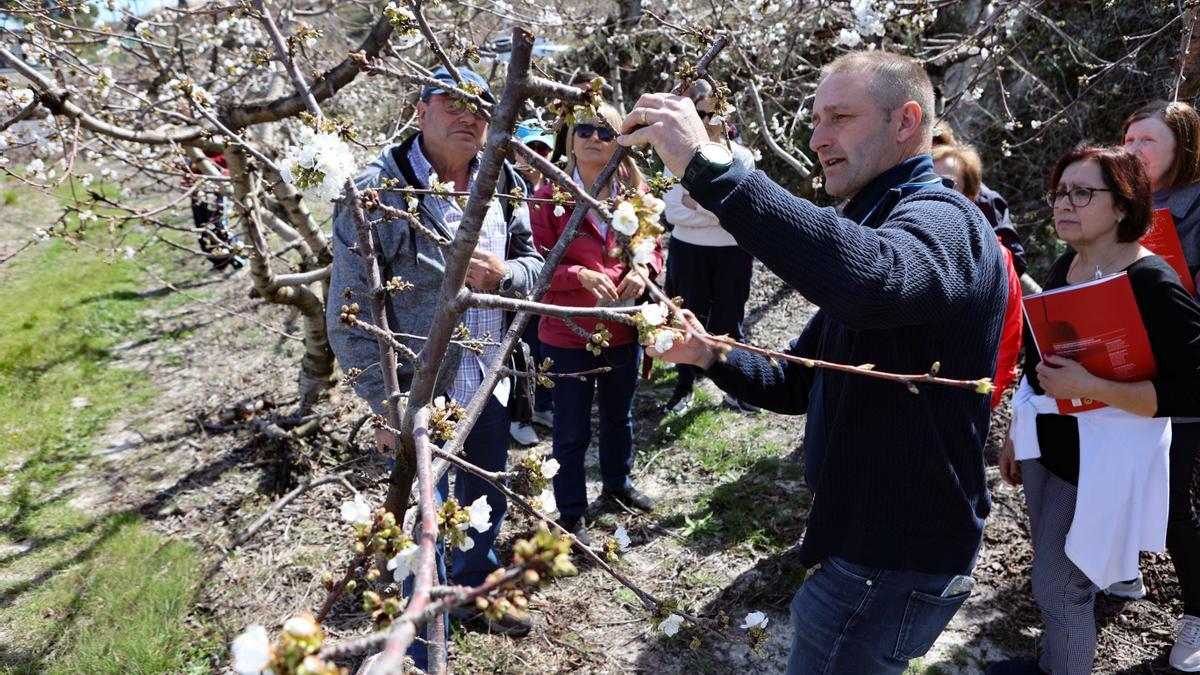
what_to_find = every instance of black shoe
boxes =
[985,660,1045,675]
[602,486,655,512]
[558,515,591,546]
[450,604,533,637]
[662,383,694,414]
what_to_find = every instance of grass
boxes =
[646,383,810,554]
[0,206,210,673]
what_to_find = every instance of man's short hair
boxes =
[822,51,935,140]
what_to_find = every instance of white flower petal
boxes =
[615,526,631,552]
[659,613,684,637]
[468,495,493,533]
[741,611,769,629]
[230,624,272,674]
[541,457,560,479]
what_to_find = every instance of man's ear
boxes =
[416,100,427,126]
[895,101,923,145]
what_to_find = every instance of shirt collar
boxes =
[841,153,940,226]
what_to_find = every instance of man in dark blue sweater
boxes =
[619,51,1008,673]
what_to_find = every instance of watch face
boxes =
[700,142,733,165]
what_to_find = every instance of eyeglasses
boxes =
[574,123,615,142]
[427,95,480,117]
[1044,186,1114,208]
[698,111,716,122]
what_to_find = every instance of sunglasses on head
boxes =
[574,123,615,142]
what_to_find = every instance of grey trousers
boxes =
[1023,459,1100,675]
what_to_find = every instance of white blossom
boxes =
[537,487,557,513]
[339,494,372,526]
[834,28,862,48]
[386,542,420,582]
[553,204,565,217]
[122,246,135,260]
[653,329,678,354]
[611,201,639,236]
[631,238,656,266]
[467,495,493,533]
[639,302,668,327]
[230,625,272,674]
[659,613,684,636]
[614,526,631,551]
[541,457,560,479]
[282,615,318,638]
[458,534,475,552]
[741,611,769,629]
[279,129,357,201]
[639,193,665,215]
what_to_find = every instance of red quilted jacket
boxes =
[530,183,663,349]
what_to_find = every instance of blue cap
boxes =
[515,119,554,149]
[421,67,495,104]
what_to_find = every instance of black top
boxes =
[976,184,1028,276]
[1025,250,1200,484]
[685,154,1008,575]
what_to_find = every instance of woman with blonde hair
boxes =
[530,103,661,544]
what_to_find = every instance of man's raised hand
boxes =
[618,93,710,177]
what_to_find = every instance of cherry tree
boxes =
[2,0,1187,672]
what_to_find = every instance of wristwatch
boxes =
[683,141,735,187]
[499,264,513,292]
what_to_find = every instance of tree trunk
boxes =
[227,148,337,414]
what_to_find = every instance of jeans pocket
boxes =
[891,589,970,661]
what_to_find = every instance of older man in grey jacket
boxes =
[326,67,543,657]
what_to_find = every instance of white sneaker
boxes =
[531,409,554,429]
[1103,573,1146,600]
[509,421,539,447]
[1171,615,1200,672]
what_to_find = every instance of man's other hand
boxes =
[467,249,506,289]
[646,309,717,369]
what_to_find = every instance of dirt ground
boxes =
[10,242,1195,673]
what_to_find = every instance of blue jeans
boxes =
[786,557,972,675]
[542,342,640,519]
[405,395,511,670]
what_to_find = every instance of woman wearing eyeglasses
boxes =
[988,145,1200,675]
[1119,100,1200,671]
[529,103,662,544]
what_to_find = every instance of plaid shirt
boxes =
[408,138,507,404]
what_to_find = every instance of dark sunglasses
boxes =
[698,110,715,122]
[574,123,615,142]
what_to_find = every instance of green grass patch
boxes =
[0,514,208,674]
[0,224,211,673]
[0,240,153,467]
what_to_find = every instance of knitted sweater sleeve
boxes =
[685,165,987,331]
[704,312,824,414]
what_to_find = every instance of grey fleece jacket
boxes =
[326,134,544,414]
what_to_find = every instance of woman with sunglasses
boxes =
[1119,100,1200,671]
[989,145,1200,675]
[529,103,662,544]
[659,80,758,415]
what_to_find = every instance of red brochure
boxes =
[1022,272,1158,414]
[1143,209,1197,296]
